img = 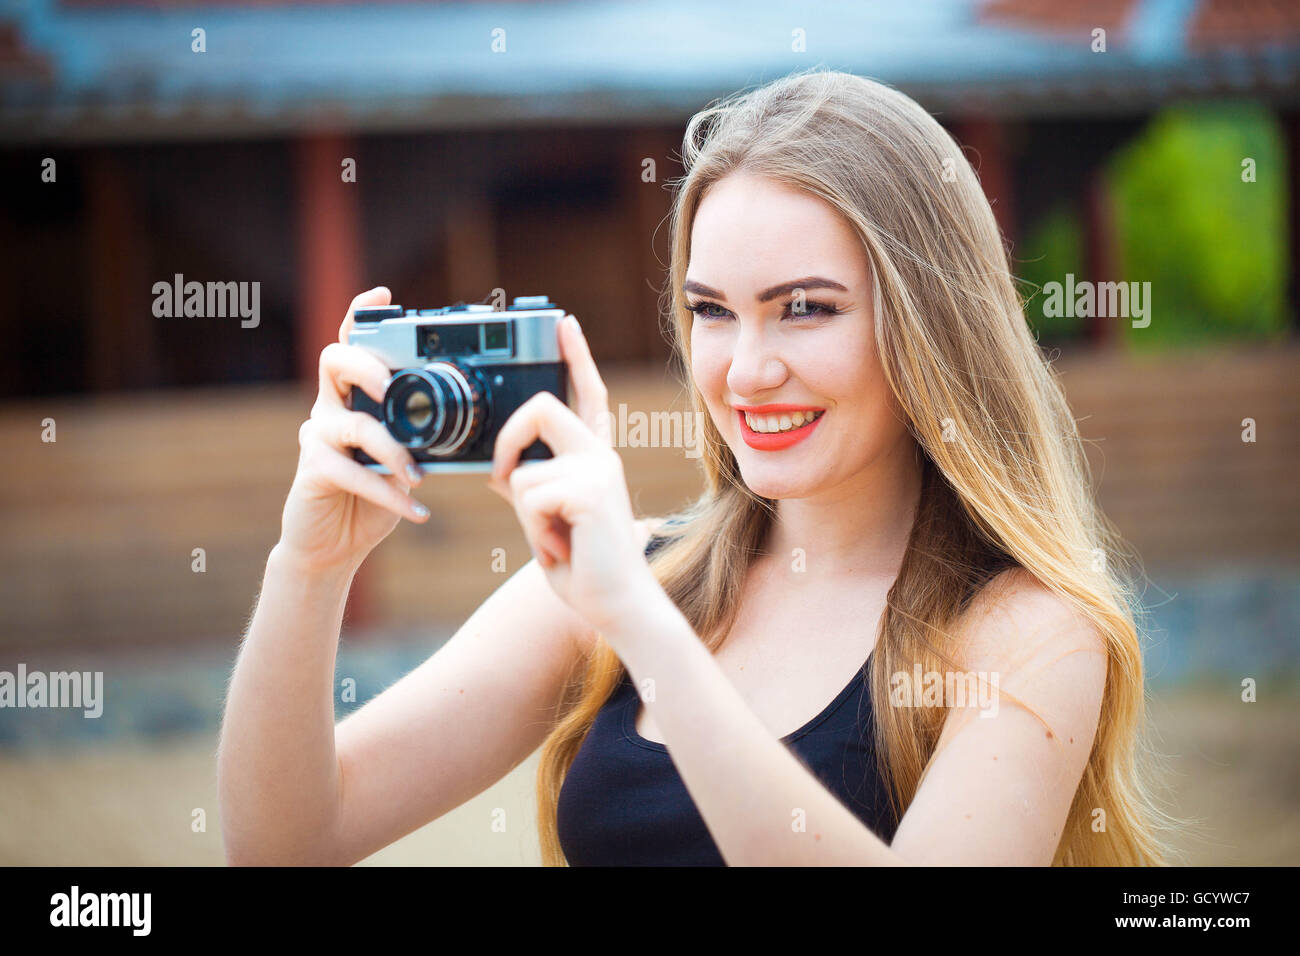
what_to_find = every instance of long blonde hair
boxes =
[537,68,1175,865]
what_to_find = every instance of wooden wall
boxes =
[2,347,1296,656]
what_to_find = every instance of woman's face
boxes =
[686,172,911,501]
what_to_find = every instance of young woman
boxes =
[218,68,1172,866]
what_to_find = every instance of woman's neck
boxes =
[763,437,923,579]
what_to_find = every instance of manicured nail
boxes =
[412,502,429,519]
[405,463,423,484]
[569,315,582,335]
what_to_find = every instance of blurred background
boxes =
[1,0,1297,865]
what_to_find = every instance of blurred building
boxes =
[3,3,1298,871]
[1,0,1297,652]
[2,0,1298,396]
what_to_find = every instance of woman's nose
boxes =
[725,326,787,397]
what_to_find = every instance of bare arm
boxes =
[217,287,662,865]
[602,567,1105,865]
[219,285,429,865]
[217,545,356,865]
[328,555,595,864]
[218,546,596,866]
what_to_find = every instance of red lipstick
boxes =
[735,405,825,451]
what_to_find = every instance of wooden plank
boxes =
[2,349,1296,652]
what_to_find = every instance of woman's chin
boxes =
[735,461,821,501]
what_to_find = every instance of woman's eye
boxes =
[687,302,731,320]
[686,300,841,321]
[785,300,840,320]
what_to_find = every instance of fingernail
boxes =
[405,463,423,484]
[569,315,583,335]
[412,502,429,519]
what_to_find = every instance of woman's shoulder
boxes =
[939,568,1108,770]
[955,567,1107,674]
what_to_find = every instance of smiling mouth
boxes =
[734,406,826,450]
[740,409,825,433]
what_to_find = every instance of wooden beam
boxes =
[1285,109,1299,332]
[293,132,363,381]
[955,118,1018,255]
[292,132,374,630]
[87,150,155,389]
[1083,169,1120,347]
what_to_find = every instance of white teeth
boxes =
[743,410,823,433]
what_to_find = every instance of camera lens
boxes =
[403,390,434,431]
[383,363,484,455]
[384,371,445,448]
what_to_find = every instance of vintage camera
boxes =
[348,295,568,473]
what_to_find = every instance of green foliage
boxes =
[1107,102,1288,348]
[1017,202,1086,342]
[1013,102,1289,348]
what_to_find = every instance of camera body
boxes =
[347,295,568,473]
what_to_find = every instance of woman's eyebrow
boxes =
[683,276,848,303]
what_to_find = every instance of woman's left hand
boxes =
[489,315,659,636]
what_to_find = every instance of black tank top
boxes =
[556,533,898,865]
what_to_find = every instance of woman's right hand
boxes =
[278,287,431,573]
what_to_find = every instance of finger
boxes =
[324,408,423,486]
[505,457,569,500]
[558,315,613,446]
[338,286,391,345]
[537,514,571,567]
[319,342,393,407]
[517,481,576,566]
[315,444,429,522]
[491,391,597,484]
[502,459,572,558]
[542,512,572,565]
